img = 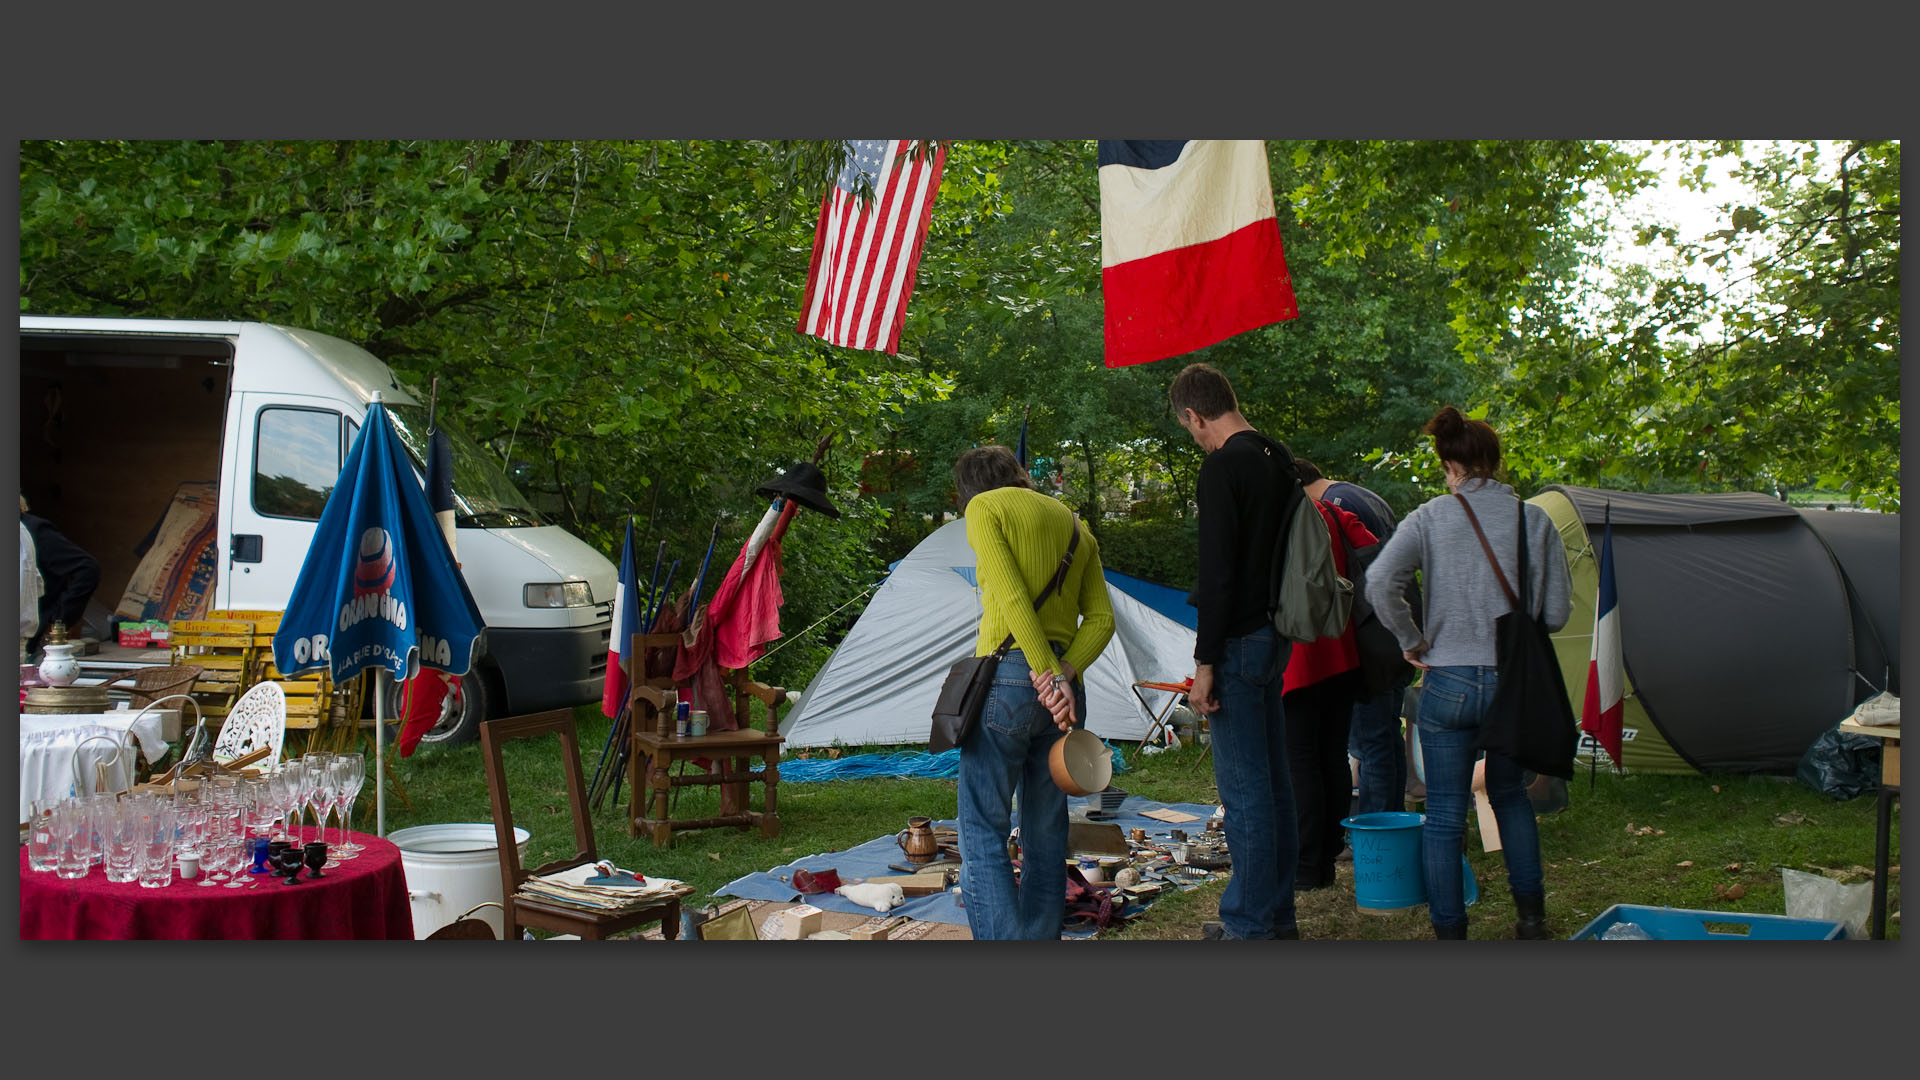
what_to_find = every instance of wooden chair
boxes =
[626,634,786,847]
[480,709,681,941]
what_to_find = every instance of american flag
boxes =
[798,139,946,354]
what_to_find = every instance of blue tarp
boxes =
[715,794,1221,933]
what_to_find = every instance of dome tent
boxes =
[1530,485,1898,775]
[778,519,1196,749]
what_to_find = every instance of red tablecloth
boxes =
[20,827,415,940]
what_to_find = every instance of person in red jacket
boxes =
[1282,497,1377,891]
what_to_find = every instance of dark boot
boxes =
[1514,893,1550,940]
[1433,923,1468,939]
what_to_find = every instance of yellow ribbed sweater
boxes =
[963,487,1115,679]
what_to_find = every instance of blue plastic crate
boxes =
[1572,904,1847,940]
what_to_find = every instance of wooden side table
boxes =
[1838,719,1900,939]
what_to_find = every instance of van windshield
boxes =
[385,404,548,529]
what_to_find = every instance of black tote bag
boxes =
[929,518,1081,754]
[1456,495,1578,781]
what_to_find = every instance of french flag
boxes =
[601,518,641,719]
[1580,509,1625,768]
[1097,140,1299,368]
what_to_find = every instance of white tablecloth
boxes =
[19,711,172,822]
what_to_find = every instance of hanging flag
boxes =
[600,517,642,719]
[1097,140,1299,368]
[1580,508,1625,768]
[798,139,947,355]
[398,425,464,758]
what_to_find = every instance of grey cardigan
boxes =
[1365,479,1573,668]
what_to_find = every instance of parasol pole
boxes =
[375,667,388,836]
[371,391,387,838]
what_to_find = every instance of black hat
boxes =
[755,461,841,518]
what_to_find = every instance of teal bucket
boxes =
[1340,811,1478,913]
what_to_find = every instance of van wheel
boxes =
[381,667,496,747]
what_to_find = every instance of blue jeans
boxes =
[956,647,1087,941]
[1206,626,1297,939]
[1415,666,1545,931]
[1349,687,1407,815]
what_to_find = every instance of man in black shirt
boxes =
[1171,363,1300,940]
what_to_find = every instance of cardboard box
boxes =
[761,904,825,940]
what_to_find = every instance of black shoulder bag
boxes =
[929,517,1082,754]
[1454,494,1578,780]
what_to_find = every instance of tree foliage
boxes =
[18,137,1899,691]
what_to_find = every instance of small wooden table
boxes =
[628,728,783,847]
[1838,719,1900,939]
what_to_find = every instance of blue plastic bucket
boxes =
[1340,812,1478,912]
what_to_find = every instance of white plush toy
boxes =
[835,882,906,913]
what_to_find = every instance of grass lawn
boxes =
[322,708,1900,941]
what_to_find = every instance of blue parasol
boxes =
[271,392,486,836]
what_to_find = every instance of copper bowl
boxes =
[1048,729,1113,796]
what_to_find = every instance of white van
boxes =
[18,316,617,744]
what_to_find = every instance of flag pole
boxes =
[1587,500,1611,792]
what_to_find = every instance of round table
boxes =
[19,827,415,940]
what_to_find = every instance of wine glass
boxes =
[262,769,291,841]
[299,753,332,839]
[330,754,365,857]
[304,762,337,865]
[223,829,256,888]
[282,762,312,840]
[198,817,233,887]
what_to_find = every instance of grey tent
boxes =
[778,519,1197,748]
[1531,485,1899,774]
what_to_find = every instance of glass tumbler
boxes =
[54,800,93,879]
[103,800,140,884]
[27,805,59,872]
[135,805,176,888]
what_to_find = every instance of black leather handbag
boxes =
[1456,494,1578,780]
[929,517,1081,754]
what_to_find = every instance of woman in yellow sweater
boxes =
[952,446,1116,940]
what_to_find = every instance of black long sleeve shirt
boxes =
[23,513,101,637]
[1188,430,1294,664]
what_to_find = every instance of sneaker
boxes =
[1335,845,1353,863]
[1201,921,1224,940]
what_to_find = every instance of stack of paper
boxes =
[515,863,691,914]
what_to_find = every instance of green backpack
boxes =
[1261,441,1355,644]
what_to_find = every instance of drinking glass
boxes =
[305,761,337,862]
[55,800,94,879]
[174,802,207,861]
[103,800,140,884]
[85,792,116,868]
[332,754,366,856]
[223,831,257,888]
[27,804,60,872]
[282,763,311,839]
[135,805,176,888]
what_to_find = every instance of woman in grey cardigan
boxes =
[1366,406,1572,940]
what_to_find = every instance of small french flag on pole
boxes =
[601,517,641,719]
[1097,140,1299,368]
[1581,505,1625,769]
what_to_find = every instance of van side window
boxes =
[255,406,344,520]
